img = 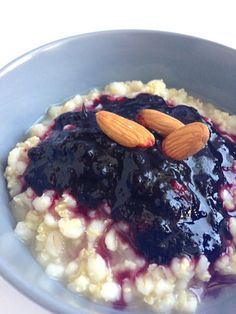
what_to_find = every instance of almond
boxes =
[138,109,184,136]
[162,122,210,160]
[96,111,155,148]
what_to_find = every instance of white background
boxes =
[0,0,235,313]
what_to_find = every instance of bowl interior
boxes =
[0,30,235,314]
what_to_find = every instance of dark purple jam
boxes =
[24,93,236,265]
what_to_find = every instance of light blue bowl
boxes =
[0,30,235,314]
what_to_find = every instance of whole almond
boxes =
[96,111,155,148]
[139,109,184,136]
[162,122,210,160]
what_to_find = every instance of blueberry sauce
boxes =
[24,93,236,265]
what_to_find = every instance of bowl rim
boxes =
[0,29,236,314]
[0,29,235,78]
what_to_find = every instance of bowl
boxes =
[0,30,235,314]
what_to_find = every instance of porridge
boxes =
[5,80,236,313]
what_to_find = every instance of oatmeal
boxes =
[5,80,236,313]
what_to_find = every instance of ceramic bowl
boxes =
[0,30,235,314]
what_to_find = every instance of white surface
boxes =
[0,0,235,313]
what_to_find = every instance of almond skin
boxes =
[138,109,184,136]
[96,111,155,148]
[162,122,210,160]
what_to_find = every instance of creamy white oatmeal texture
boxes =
[5,80,236,313]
